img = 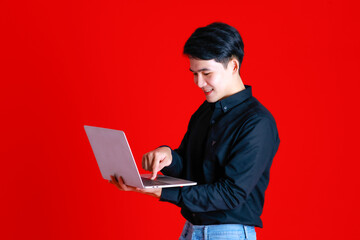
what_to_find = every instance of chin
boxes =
[206,97,218,103]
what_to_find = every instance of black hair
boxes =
[183,22,244,69]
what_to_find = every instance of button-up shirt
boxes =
[160,85,280,227]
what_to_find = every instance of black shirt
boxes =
[160,86,280,227]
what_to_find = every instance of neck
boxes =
[230,75,246,95]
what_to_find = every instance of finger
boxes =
[119,177,139,192]
[144,154,150,171]
[110,175,117,184]
[117,176,129,191]
[147,152,154,171]
[110,175,123,191]
[142,153,150,170]
[142,154,146,170]
[151,155,160,180]
[151,170,157,180]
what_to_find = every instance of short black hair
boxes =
[183,22,244,69]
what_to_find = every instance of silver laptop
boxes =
[84,125,197,189]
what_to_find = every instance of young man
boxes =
[110,22,280,240]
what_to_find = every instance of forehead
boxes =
[189,58,225,72]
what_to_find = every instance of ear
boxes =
[230,58,240,74]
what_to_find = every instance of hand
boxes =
[109,175,162,199]
[142,147,172,180]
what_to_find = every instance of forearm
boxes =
[160,179,247,212]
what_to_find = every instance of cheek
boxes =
[207,75,222,89]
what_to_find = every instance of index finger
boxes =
[151,159,159,180]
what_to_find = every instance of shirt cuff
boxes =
[159,187,181,205]
[166,148,179,169]
[158,146,180,174]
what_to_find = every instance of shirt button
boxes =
[223,106,228,111]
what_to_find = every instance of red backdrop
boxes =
[1,0,360,239]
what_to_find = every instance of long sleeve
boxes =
[159,87,279,227]
[160,136,188,178]
[160,115,280,213]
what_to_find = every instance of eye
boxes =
[203,72,211,76]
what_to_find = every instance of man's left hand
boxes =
[109,175,162,199]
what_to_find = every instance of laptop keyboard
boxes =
[141,177,168,186]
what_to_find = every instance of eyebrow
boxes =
[189,68,211,73]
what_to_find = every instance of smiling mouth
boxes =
[204,89,213,96]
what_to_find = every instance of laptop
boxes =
[84,125,197,189]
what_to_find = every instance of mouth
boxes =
[204,88,213,96]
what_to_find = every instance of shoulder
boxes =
[189,100,211,120]
[242,97,276,124]
[234,97,279,139]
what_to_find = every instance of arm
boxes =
[160,116,280,212]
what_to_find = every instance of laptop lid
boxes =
[84,125,197,189]
[84,125,145,188]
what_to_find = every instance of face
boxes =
[189,58,238,103]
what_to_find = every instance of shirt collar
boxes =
[214,85,252,113]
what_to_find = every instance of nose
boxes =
[195,74,206,88]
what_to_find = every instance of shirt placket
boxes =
[202,107,223,183]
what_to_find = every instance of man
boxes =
[110,22,280,240]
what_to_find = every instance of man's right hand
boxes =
[142,146,172,180]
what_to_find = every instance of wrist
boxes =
[140,188,162,199]
[153,188,162,199]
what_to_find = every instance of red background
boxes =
[1,0,360,239]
